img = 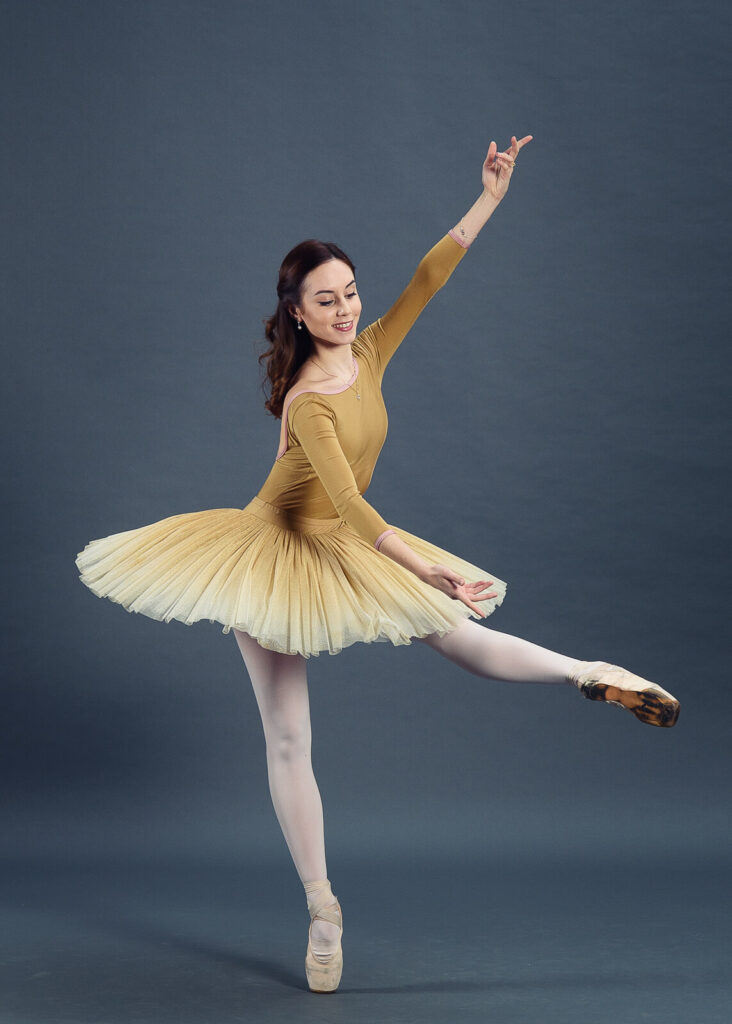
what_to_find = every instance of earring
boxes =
[297,319,302,330]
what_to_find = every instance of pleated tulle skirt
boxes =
[75,495,508,658]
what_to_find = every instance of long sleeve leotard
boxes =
[74,230,509,654]
[254,232,468,547]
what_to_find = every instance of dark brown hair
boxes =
[259,239,356,419]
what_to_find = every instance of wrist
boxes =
[417,563,435,585]
[479,188,502,210]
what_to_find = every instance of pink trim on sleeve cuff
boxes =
[448,228,471,249]
[374,528,397,551]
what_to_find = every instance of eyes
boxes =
[318,291,358,307]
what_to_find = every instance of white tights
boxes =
[233,619,596,952]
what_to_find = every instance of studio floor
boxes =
[2,852,729,1024]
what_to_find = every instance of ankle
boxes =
[303,878,342,959]
[567,659,606,688]
[304,878,336,915]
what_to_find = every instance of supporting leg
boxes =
[233,628,340,953]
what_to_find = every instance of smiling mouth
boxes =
[333,320,354,331]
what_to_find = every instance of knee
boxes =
[417,621,467,651]
[266,722,312,763]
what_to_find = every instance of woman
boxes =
[75,134,680,994]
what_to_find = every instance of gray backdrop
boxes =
[2,1,730,1019]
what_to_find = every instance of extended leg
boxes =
[416,618,590,684]
[417,619,680,726]
[233,628,341,952]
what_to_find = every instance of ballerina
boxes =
[76,133,680,994]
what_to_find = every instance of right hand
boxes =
[481,134,533,201]
[422,564,499,617]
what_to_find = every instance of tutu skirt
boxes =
[75,496,508,658]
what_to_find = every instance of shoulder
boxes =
[287,393,337,448]
[282,376,335,417]
[352,326,378,370]
[287,390,335,425]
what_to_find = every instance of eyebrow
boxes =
[313,279,356,296]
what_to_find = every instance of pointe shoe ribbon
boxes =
[304,879,343,993]
[570,661,680,728]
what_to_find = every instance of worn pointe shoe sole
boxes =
[305,896,343,993]
[580,665,680,728]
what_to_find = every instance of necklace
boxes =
[309,355,361,399]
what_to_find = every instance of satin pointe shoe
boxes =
[570,661,680,728]
[304,880,343,993]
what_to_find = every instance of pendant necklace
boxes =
[310,355,361,399]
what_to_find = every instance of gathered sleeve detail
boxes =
[290,397,395,549]
[358,232,469,376]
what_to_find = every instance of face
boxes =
[292,259,362,345]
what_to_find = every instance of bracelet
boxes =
[448,225,471,249]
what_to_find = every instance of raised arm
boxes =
[361,233,470,377]
[361,134,533,376]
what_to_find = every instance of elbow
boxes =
[415,260,449,297]
[334,488,362,523]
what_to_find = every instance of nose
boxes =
[337,297,353,316]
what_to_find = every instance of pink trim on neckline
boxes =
[276,357,360,460]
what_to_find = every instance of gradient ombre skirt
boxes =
[75,495,507,658]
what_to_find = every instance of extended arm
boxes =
[364,134,532,375]
[291,396,496,616]
[363,232,470,375]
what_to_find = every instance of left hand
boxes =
[424,564,499,617]
[448,576,500,617]
[481,134,533,201]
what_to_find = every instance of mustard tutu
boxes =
[75,495,507,658]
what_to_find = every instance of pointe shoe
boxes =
[304,881,343,993]
[570,661,680,728]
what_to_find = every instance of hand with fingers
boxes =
[482,134,533,201]
[422,564,499,617]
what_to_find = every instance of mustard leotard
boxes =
[76,232,507,656]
